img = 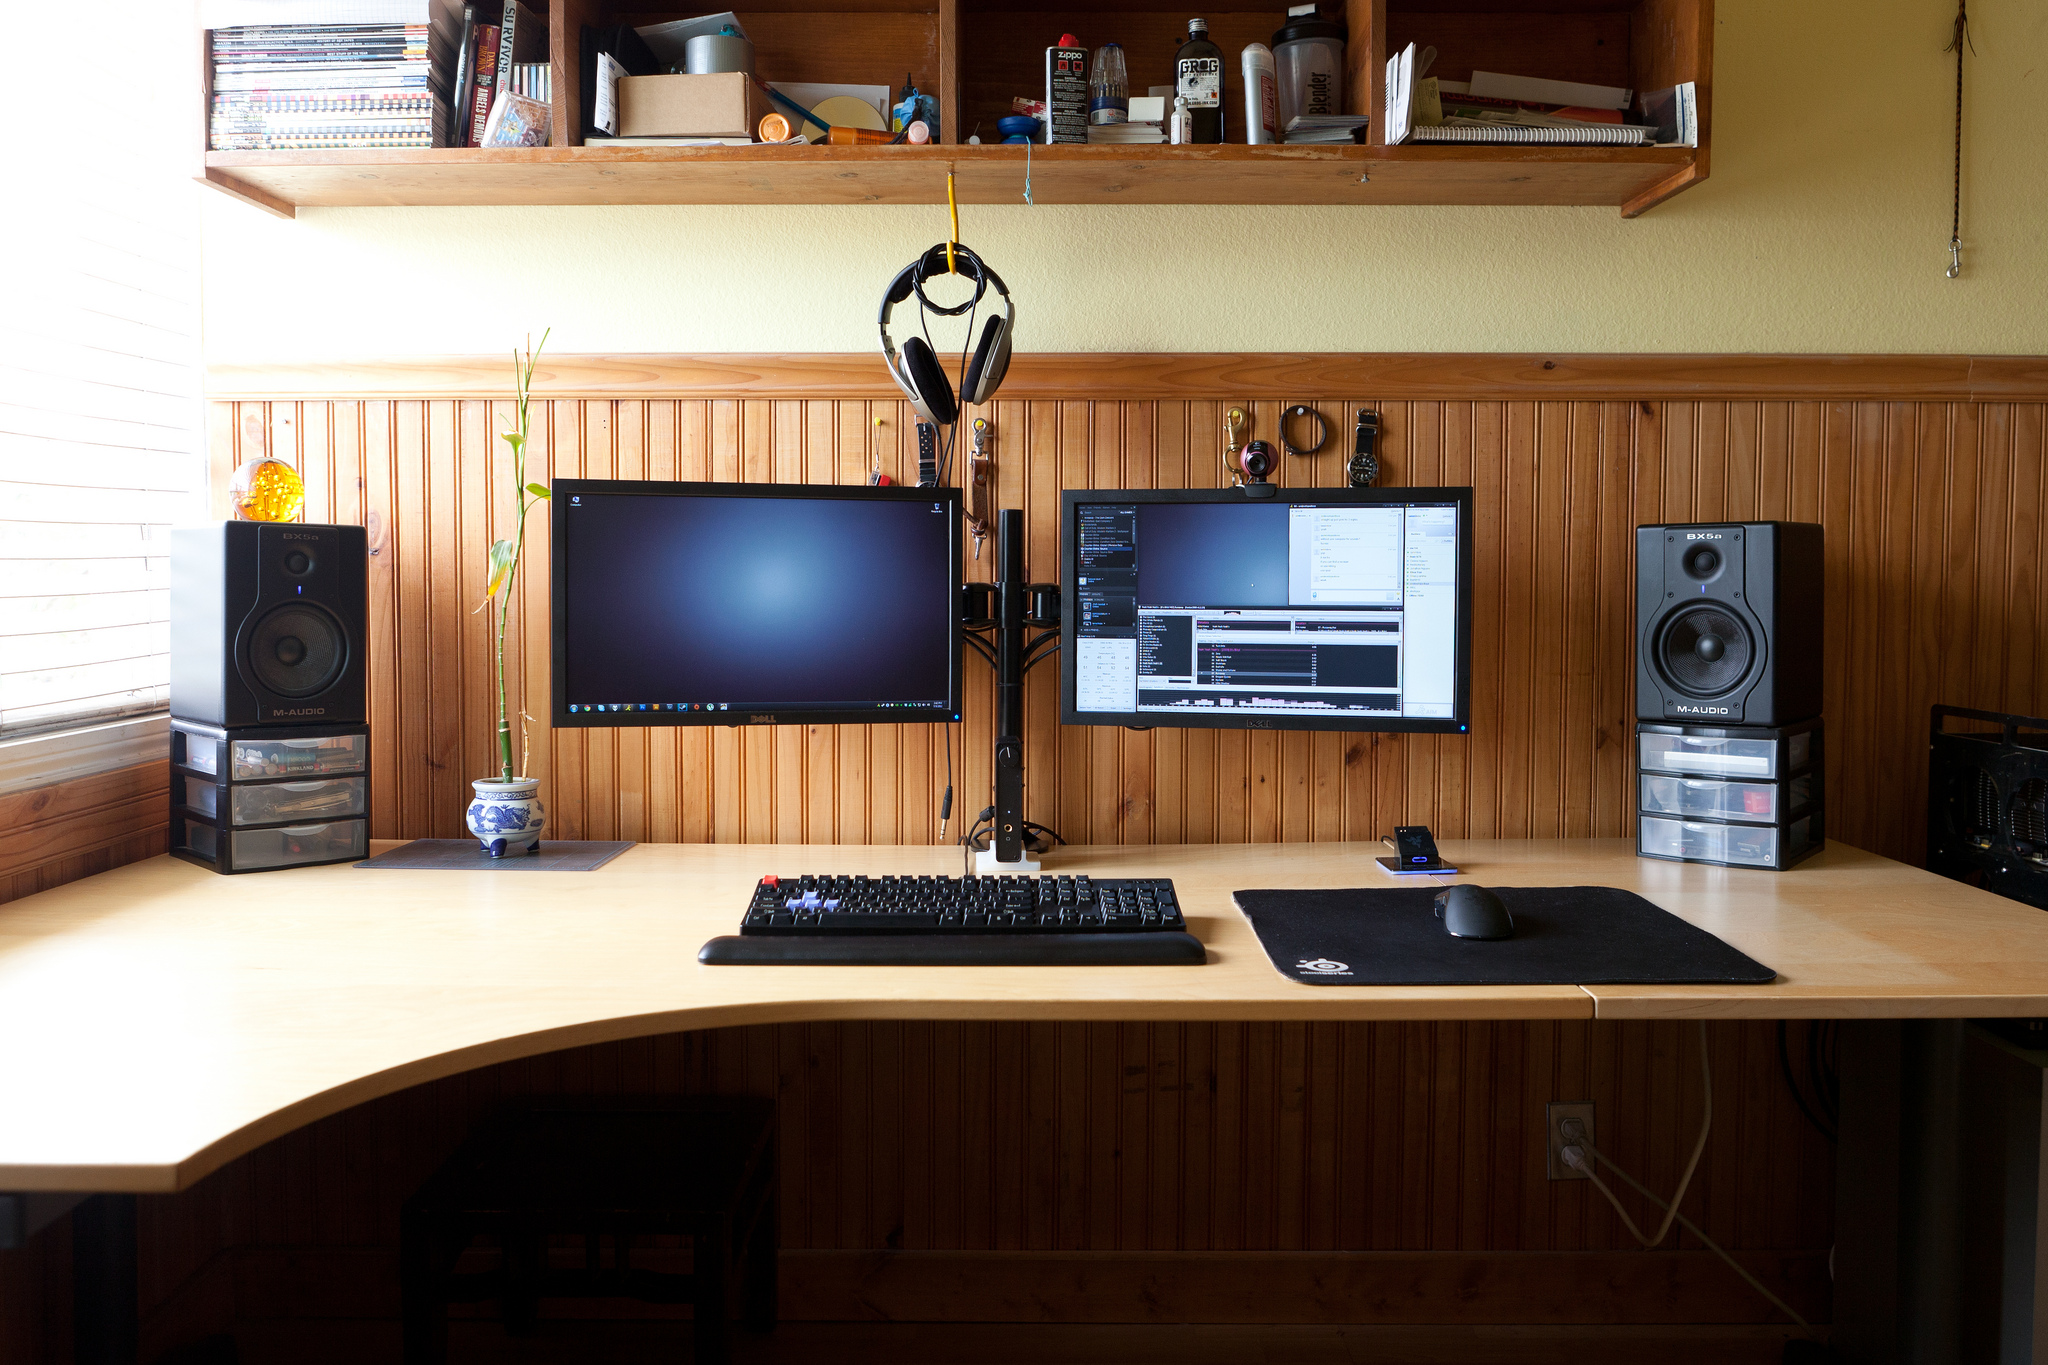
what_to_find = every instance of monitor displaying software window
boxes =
[1059,488,1473,734]
[551,481,961,727]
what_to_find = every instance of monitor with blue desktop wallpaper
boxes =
[1059,487,1474,734]
[551,481,962,727]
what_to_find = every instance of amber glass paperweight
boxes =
[229,458,305,523]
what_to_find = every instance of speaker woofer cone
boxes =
[247,603,347,698]
[1656,605,1754,697]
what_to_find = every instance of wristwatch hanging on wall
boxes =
[1349,409,1381,487]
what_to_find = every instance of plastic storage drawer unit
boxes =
[171,719,371,874]
[1635,717,1824,871]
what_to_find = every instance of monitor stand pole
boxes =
[977,508,1039,874]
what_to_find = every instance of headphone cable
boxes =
[913,268,981,488]
[941,296,976,485]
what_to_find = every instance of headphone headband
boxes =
[877,241,1017,437]
[878,242,1009,326]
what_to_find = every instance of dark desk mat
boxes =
[356,839,635,872]
[1233,886,1775,987]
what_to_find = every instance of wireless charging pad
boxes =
[1375,856,1457,877]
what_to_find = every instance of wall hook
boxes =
[946,171,960,274]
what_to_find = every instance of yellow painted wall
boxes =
[199,0,2048,361]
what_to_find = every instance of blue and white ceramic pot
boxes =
[466,777,545,857]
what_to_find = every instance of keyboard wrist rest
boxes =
[698,932,1206,967]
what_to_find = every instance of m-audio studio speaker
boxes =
[171,522,367,726]
[1636,522,1824,725]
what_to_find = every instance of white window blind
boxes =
[1,5,206,740]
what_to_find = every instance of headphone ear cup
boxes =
[899,335,958,426]
[960,315,1011,406]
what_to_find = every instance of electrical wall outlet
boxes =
[1546,1100,1596,1180]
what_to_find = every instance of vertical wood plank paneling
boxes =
[237,385,2048,866]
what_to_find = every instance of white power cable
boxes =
[1556,1019,1821,1341]
[1566,1019,1711,1250]
[1559,1141,1819,1339]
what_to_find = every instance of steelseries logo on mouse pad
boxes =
[1296,958,1352,976]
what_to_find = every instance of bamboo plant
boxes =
[475,330,549,782]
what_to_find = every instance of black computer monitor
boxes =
[551,481,962,727]
[1059,487,1474,734]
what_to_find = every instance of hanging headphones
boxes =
[878,242,1016,428]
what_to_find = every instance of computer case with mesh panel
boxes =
[1928,705,2048,910]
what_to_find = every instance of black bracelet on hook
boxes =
[1281,404,1330,459]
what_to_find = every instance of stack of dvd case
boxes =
[209,17,450,150]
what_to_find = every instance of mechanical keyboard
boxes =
[696,874,1206,966]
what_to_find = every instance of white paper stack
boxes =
[1088,121,1164,144]
[1284,115,1369,145]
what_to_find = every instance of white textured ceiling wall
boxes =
[199,0,2048,360]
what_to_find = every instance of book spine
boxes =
[467,25,500,147]
[495,1,517,100]
[450,5,476,147]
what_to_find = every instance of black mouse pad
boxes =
[1232,886,1776,987]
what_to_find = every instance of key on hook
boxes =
[1223,406,1249,486]
[968,418,993,559]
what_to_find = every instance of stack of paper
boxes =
[1088,121,1165,145]
[1284,115,1369,145]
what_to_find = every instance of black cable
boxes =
[1778,1020,1837,1143]
[964,634,998,669]
[941,290,980,485]
[1022,642,1061,675]
[913,280,979,488]
[940,722,953,842]
[1943,0,1972,276]
[962,807,995,853]
[1813,1020,1840,1131]
[1022,820,1065,847]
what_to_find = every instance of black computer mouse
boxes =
[1435,884,1514,940]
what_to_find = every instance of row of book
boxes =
[449,2,546,147]
[209,21,445,150]
[506,61,550,106]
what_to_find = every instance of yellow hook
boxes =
[946,171,959,274]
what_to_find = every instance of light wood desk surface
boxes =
[0,837,2040,1193]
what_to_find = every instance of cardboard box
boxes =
[616,73,769,139]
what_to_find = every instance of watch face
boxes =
[1348,453,1379,487]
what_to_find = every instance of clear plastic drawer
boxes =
[176,730,220,776]
[178,820,218,860]
[231,777,365,825]
[231,734,366,780]
[1639,773,1814,823]
[228,821,367,870]
[1639,733,1781,779]
[176,775,220,820]
[1639,814,1816,869]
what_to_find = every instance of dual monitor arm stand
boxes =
[962,508,1060,874]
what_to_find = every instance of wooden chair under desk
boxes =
[2,838,2043,1363]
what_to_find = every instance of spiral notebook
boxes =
[1410,123,1654,146]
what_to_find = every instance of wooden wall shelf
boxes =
[204,141,1696,213]
[199,0,1710,218]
